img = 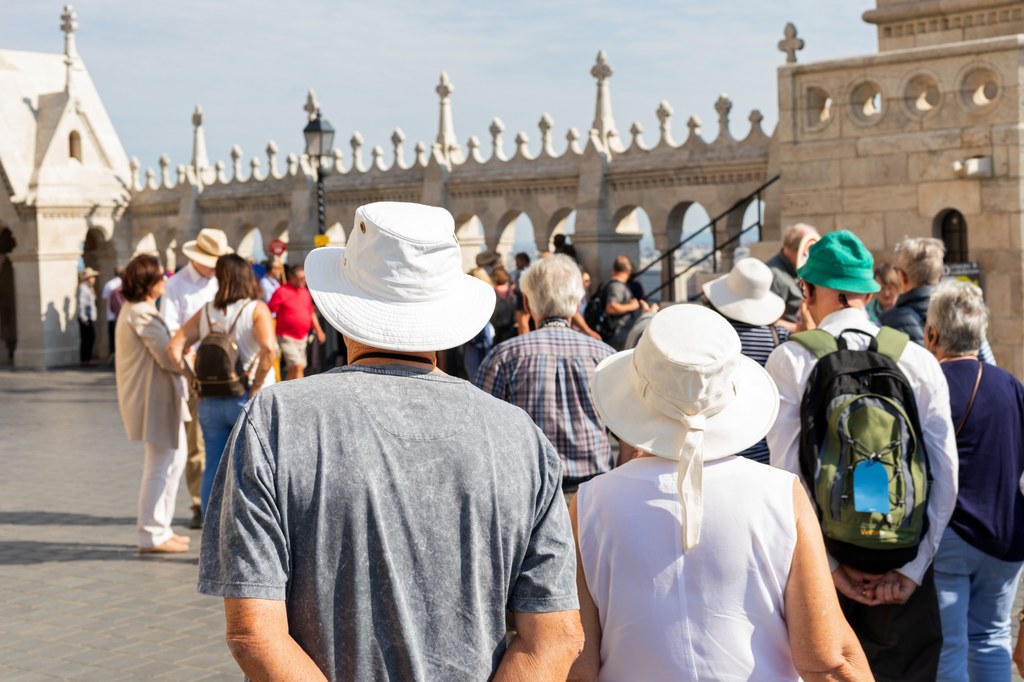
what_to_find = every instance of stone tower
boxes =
[775,0,1024,374]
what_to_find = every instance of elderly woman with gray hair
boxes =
[923,279,1024,681]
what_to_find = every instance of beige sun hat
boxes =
[591,304,780,550]
[702,257,786,326]
[182,228,233,269]
[304,202,496,352]
[79,267,100,280]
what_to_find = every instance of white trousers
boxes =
[137,425,187,547]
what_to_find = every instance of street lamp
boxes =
[303,108,335,235]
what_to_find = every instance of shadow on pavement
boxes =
[0,540,200,565]
[0,511,135,526]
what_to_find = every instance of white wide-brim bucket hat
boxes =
[182,228,234,269]
[592,304,779,550]
[305,202,496,352]
[702,257,786,326]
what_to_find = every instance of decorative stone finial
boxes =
[144,168,156,190]
[61,5,78,59]
[391,128,406,169]
[159,154,170,187]
[230,145,243,180]
[566,128,582,155]
[590,50,623,153]
[414,141,427,167]
[629,122,645,149]
[539,113,555,156]
[285,153,298,177]
[61,5,79,93]
[489,118,507,161]
[591,50,613,82]
[467,135,484,163]
[266,141,279,177]
[177,165,187,185]
[684,115,703,147]
[332,148,344,173]
[656,100,675,146]
[304,89,320,121]
[191,104,210,180]
[778,23,804,64]
[715,94,733,141]
[371,145,386,170]
[514,131,531,159]
[250,157,262,181]
[350,132,365,172]
[129,156,140,190]
[435,72,462,164]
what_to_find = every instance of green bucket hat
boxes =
[796,230,880,294]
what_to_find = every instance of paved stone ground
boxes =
[0,369,239,680]
[1,368,1022,680]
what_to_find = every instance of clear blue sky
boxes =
[4,2,875,172]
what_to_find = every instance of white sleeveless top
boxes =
[199,299,276,389]
[577,456,799,682]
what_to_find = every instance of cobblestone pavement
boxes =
[0,370,239,680]
[1,368,1022,680]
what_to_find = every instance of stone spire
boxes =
[590,50,623,153]
[435,72,463,164]
[60,5,79,94]
[190,105,211,181]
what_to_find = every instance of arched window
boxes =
[934,209,968,263]
[69,130,82,162]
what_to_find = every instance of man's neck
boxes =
[611,273,629,283]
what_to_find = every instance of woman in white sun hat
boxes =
[702,257,788,463]
[568,304,871,682]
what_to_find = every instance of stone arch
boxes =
[660,201,714,302]
[545,208,576,250]
[455,213,486,273]
[133,232,158,257]
[0,227,17,363]
[933,208,968,263]
[325,222,346,246]
[69,130,82,162]
[497,211,538,269]
[237,224,267,263]
[82,227,107,272]
[737,196,768,255]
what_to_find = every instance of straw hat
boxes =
[181,228,233,269]
[79,267,100,281]
[702,257,785,326]
[591,304,779,550]
[305,202,496,352]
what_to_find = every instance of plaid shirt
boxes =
[475,325,615,479]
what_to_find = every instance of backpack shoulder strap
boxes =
[226,299,255,336]
[789,329,838,359]
[875,326,910,363]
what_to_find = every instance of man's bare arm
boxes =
[493,610,584,682]
[223,598,327,682]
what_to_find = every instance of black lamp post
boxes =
[303,108,335,235]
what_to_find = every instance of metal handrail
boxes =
[650,219,766,301]
[632,174,781,298]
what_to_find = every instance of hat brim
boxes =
[305,246,497,352]
[592,349,780,459]
[702,275,786,326]
[181,241,232,269]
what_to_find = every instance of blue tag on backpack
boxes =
[853,460,890,513]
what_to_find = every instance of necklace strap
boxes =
[353,351,435,367]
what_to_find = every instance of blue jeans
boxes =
[197,395,248,516]
[935,526,1023,682]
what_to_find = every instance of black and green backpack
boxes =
[793,327,930,573]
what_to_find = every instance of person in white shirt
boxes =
[259,259,283,303]
[101,268,123,357]
[765,230,957,682]
[160,228,233,530]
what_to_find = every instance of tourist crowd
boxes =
[106,202,1024,681]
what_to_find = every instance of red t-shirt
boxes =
[268,283,315,340]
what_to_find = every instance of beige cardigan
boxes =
[115,300,187,450]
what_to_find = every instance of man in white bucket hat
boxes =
[162,226,234,530]
[198,202,583,681]
[569,304,870,681]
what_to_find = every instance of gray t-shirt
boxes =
[605,279,635,350]
[198,365,578,681]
